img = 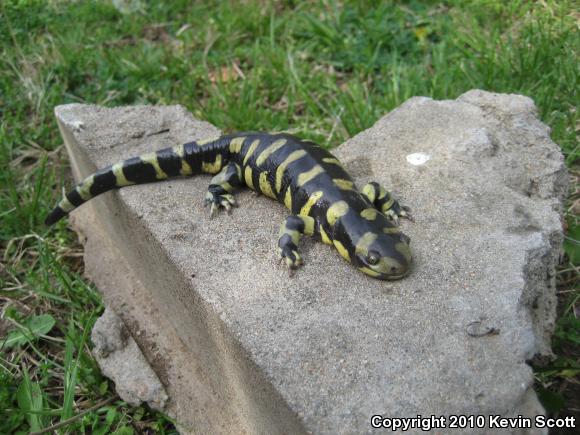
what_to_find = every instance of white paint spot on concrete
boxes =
[406,152,430,166]
[70,120,85,131]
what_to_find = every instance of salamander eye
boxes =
[367,251,380,265]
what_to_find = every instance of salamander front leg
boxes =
[204,162,242,218]
[277,214,315,275]
[361,181,413,224]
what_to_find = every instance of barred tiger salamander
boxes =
[46,133,413,279]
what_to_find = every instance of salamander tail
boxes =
[44,141,207,225]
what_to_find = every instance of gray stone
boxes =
[91,308,168,411]
[55,90,567,434]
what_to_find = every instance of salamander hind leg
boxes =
[277,214,315,275]
[204,162,242,218]
[361,181,413,224]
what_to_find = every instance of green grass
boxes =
[1,0,578,432]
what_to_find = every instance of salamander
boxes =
[46,132,413,279]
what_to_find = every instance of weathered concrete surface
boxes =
[91,308,168,410]
[54,90,567,434]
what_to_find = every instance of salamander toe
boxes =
[277,246,304,276]
[204,191,237,218]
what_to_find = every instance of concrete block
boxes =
[54,90,567,434]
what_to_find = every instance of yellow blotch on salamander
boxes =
[275,150,307,193]
[396,242,412,263]
[322,157,343,167]
[378,187,389,200]
[383,226,401,234]
[333,239,350,261]
[360,208,378,220]
[279,221,301,246]
[333,179,354,190]
[76,175,95,201]
[319,224,332,245]
[201,154,223,174]
[243,139,260,165]
[355,232,377,256]
[327,200,349,225]
[197,135,220,145]
[302,215,315,236]
[256,138,287,166]
[284,187,292,210]
[141,152,169,180]
[172,144,193,175]
[362,183,377,203]
[358,266,381,277]
[297,165,324,187]
[244,166,254,189]
[58,196,75,212]
[381,197,395,213]
[299,191,323,216]
[258,172,276,199]
[229,136,246,153]
[112,162,134,187]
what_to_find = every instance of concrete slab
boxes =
[55,90,567,434]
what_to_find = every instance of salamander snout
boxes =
[355,232,412,280]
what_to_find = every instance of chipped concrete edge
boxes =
[91,307,169,410]
[457,90,568,360]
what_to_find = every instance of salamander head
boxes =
[334,209,412,279]
[328,198,412,280]
[353,230,412,280]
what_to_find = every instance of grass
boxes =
[1,0,578,432]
